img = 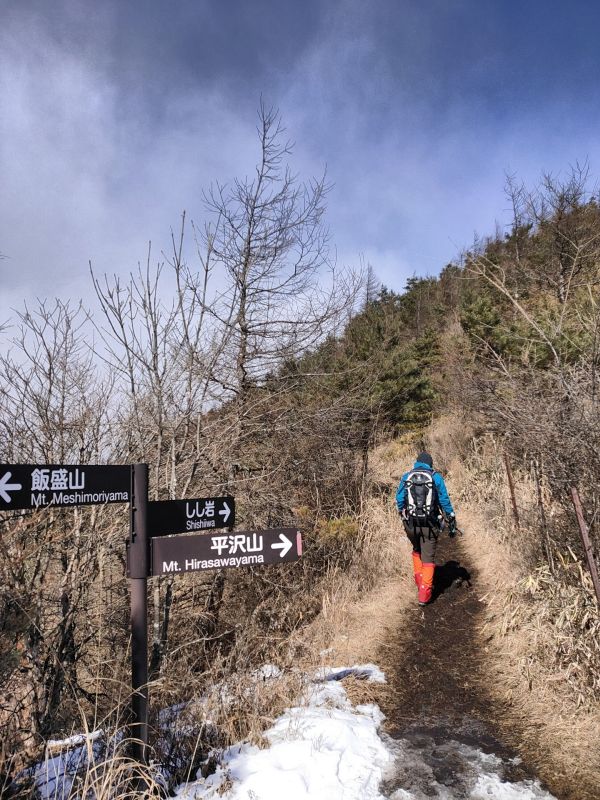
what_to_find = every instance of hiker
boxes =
[396,451,456,606]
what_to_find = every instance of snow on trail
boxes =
[176,664,557,800]
[176,664,391,800]
[383,735,556,800]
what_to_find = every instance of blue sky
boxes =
[2,0,600,320]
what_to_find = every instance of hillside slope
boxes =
[312,424,600,800]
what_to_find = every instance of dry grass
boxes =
[10,662,309,798]
[428,412,600,796]
[158,418,599,794]
[8,725,166,800]
[59,742,164,800]
[16,414,600,797]
[296,435,420,712]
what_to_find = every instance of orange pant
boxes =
[411,553,435,588]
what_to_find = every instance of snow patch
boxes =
[46,729,103,751]
[176,664,557,800]
[28,731,108,800]
[470,770,555,799]
[313,663,387,684]
[176,673,392,800]
[383,734,557,800]
[254,663,283,680]
[27,663,558,800]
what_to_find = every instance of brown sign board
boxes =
[151,527,302,577]
[0,463,131,512]
[148,496,234,536]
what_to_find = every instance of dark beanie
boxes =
[417,451,433,467]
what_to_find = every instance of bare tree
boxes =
[463,170,600,582]
[505,164,600,305]
[0,301,117,757]
[91,219,229,674]
[198,101,358,486]
[0,105,368,770]
[89,104,362,676]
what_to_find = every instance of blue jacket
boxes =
[396,461,454,516]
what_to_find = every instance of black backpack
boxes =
[405,468,439,524]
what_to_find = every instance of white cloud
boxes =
[2,0,600,330]
[0,10,260,324]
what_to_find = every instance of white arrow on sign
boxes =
[0,472,23,504]
[271,532,292,558]
[218,501,231,524]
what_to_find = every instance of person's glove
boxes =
[447,514,457,537]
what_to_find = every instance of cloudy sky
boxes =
[2,0,600,322]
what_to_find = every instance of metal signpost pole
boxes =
[129,463,149,763]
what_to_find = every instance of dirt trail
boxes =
[377,536,564,799]
[336,439,597,798]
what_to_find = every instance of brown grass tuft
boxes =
[428,412,600,797]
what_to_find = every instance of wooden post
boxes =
[503,453,520,529]
[533,459,554,574]
[570,487,600,608]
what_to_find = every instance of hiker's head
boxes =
[416,451,433,468]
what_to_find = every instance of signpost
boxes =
[0,461,303,767]
[148,496,234,536]
[152,527,302,576]
[0,464,130,511]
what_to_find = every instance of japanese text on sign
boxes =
[31,468,85,492]
[151,528,301,576]
[28,467,128,508]
[210,532,263,556]
[1,464,131,511]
